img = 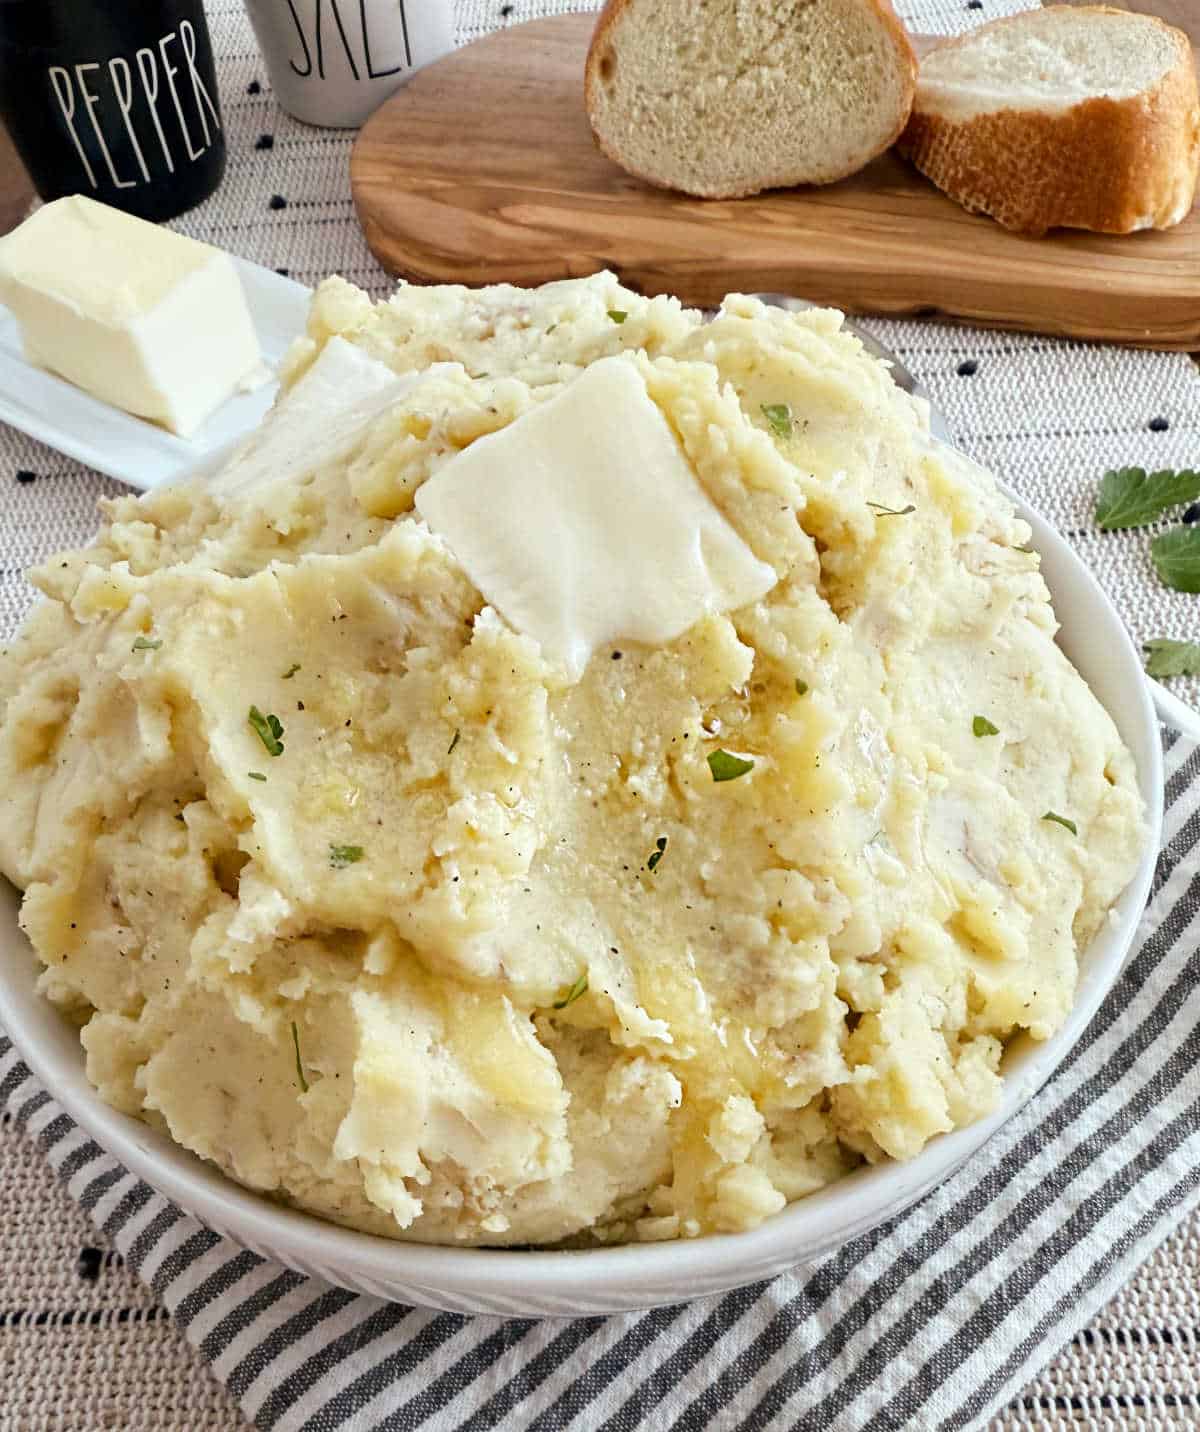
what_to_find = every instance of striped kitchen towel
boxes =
[1,731,1196,1432]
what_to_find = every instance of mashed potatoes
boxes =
[0,274,1145,1245]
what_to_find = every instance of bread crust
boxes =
[897,7,1200,236]
[584,0,918,200]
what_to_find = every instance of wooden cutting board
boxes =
[350,12,1200,349]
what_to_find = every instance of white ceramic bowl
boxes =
[0,492,1163,1317]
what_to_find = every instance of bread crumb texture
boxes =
[585,0,916,197]
[0,273,1144,1244]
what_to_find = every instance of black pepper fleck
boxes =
[247,79,262,94]
[1148,416,1170,432]
[956,359,978,376]
[77,1247,103,1282]
[275,267,290,277]
[269,194,288,210]
[16,469,37,484]
[255,133,275,150]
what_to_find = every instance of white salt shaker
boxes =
[243,0,454,128]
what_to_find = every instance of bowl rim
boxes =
[0,489,1164,1308]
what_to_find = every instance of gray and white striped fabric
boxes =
[2,0,1200,1426]
[0,733,1197,1430]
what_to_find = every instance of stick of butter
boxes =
[416,356,778,681]
[0,195,262,438]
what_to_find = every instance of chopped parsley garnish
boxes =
[329,844,364,868]
[795,679,809,696]
[247,771,267,782]
[1095,467,1200,530]
[761,403,792,439]
[291,1022,309,1093]
[607,309,627,324]
[281,663,301,679]
[708,749,755,782]
[1143,638,1200,679]
[1042,811,1078,836]
[447,729,460,755]
[553,973,588,1009]
[646,836,668,873]
[972,715,1000,737]
[131,636,162,651]
[867,502,916,517]
[248,706,284,756]
[1150,526,1200,592]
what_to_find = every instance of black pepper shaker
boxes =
[0,0,226,222]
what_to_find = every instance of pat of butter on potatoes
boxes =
[0,195,261,436]
[415,356,778,681]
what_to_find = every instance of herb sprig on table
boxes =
[1143,639,1200,679]
[1093,468,1200,678]
[1150,527,1200,594]
[1094,468,1200,531]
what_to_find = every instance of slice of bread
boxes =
[584,0,917,200]
[898,6,1200,236]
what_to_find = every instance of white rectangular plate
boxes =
[0,258,311,492]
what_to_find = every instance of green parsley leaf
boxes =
[1042,811,1078,836]
[329,844,364,868]
[281,663,301,679]
[291,1021,309,1093]
[1143,639,1200,679]
[247,771,267,782]
[867,502,916,517]
[761,403,792,439]
[131,636,162,651]
[708,749,755,782]
[447,729,460,755]
[553,973,588,1010]
[646,836,668,873]
[795,679,809,696]
[248,706,284,756]
[1151,526,1200,592]
[607,309,627,324]
[1095,467,1200,530]
[972,715,1000,737]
